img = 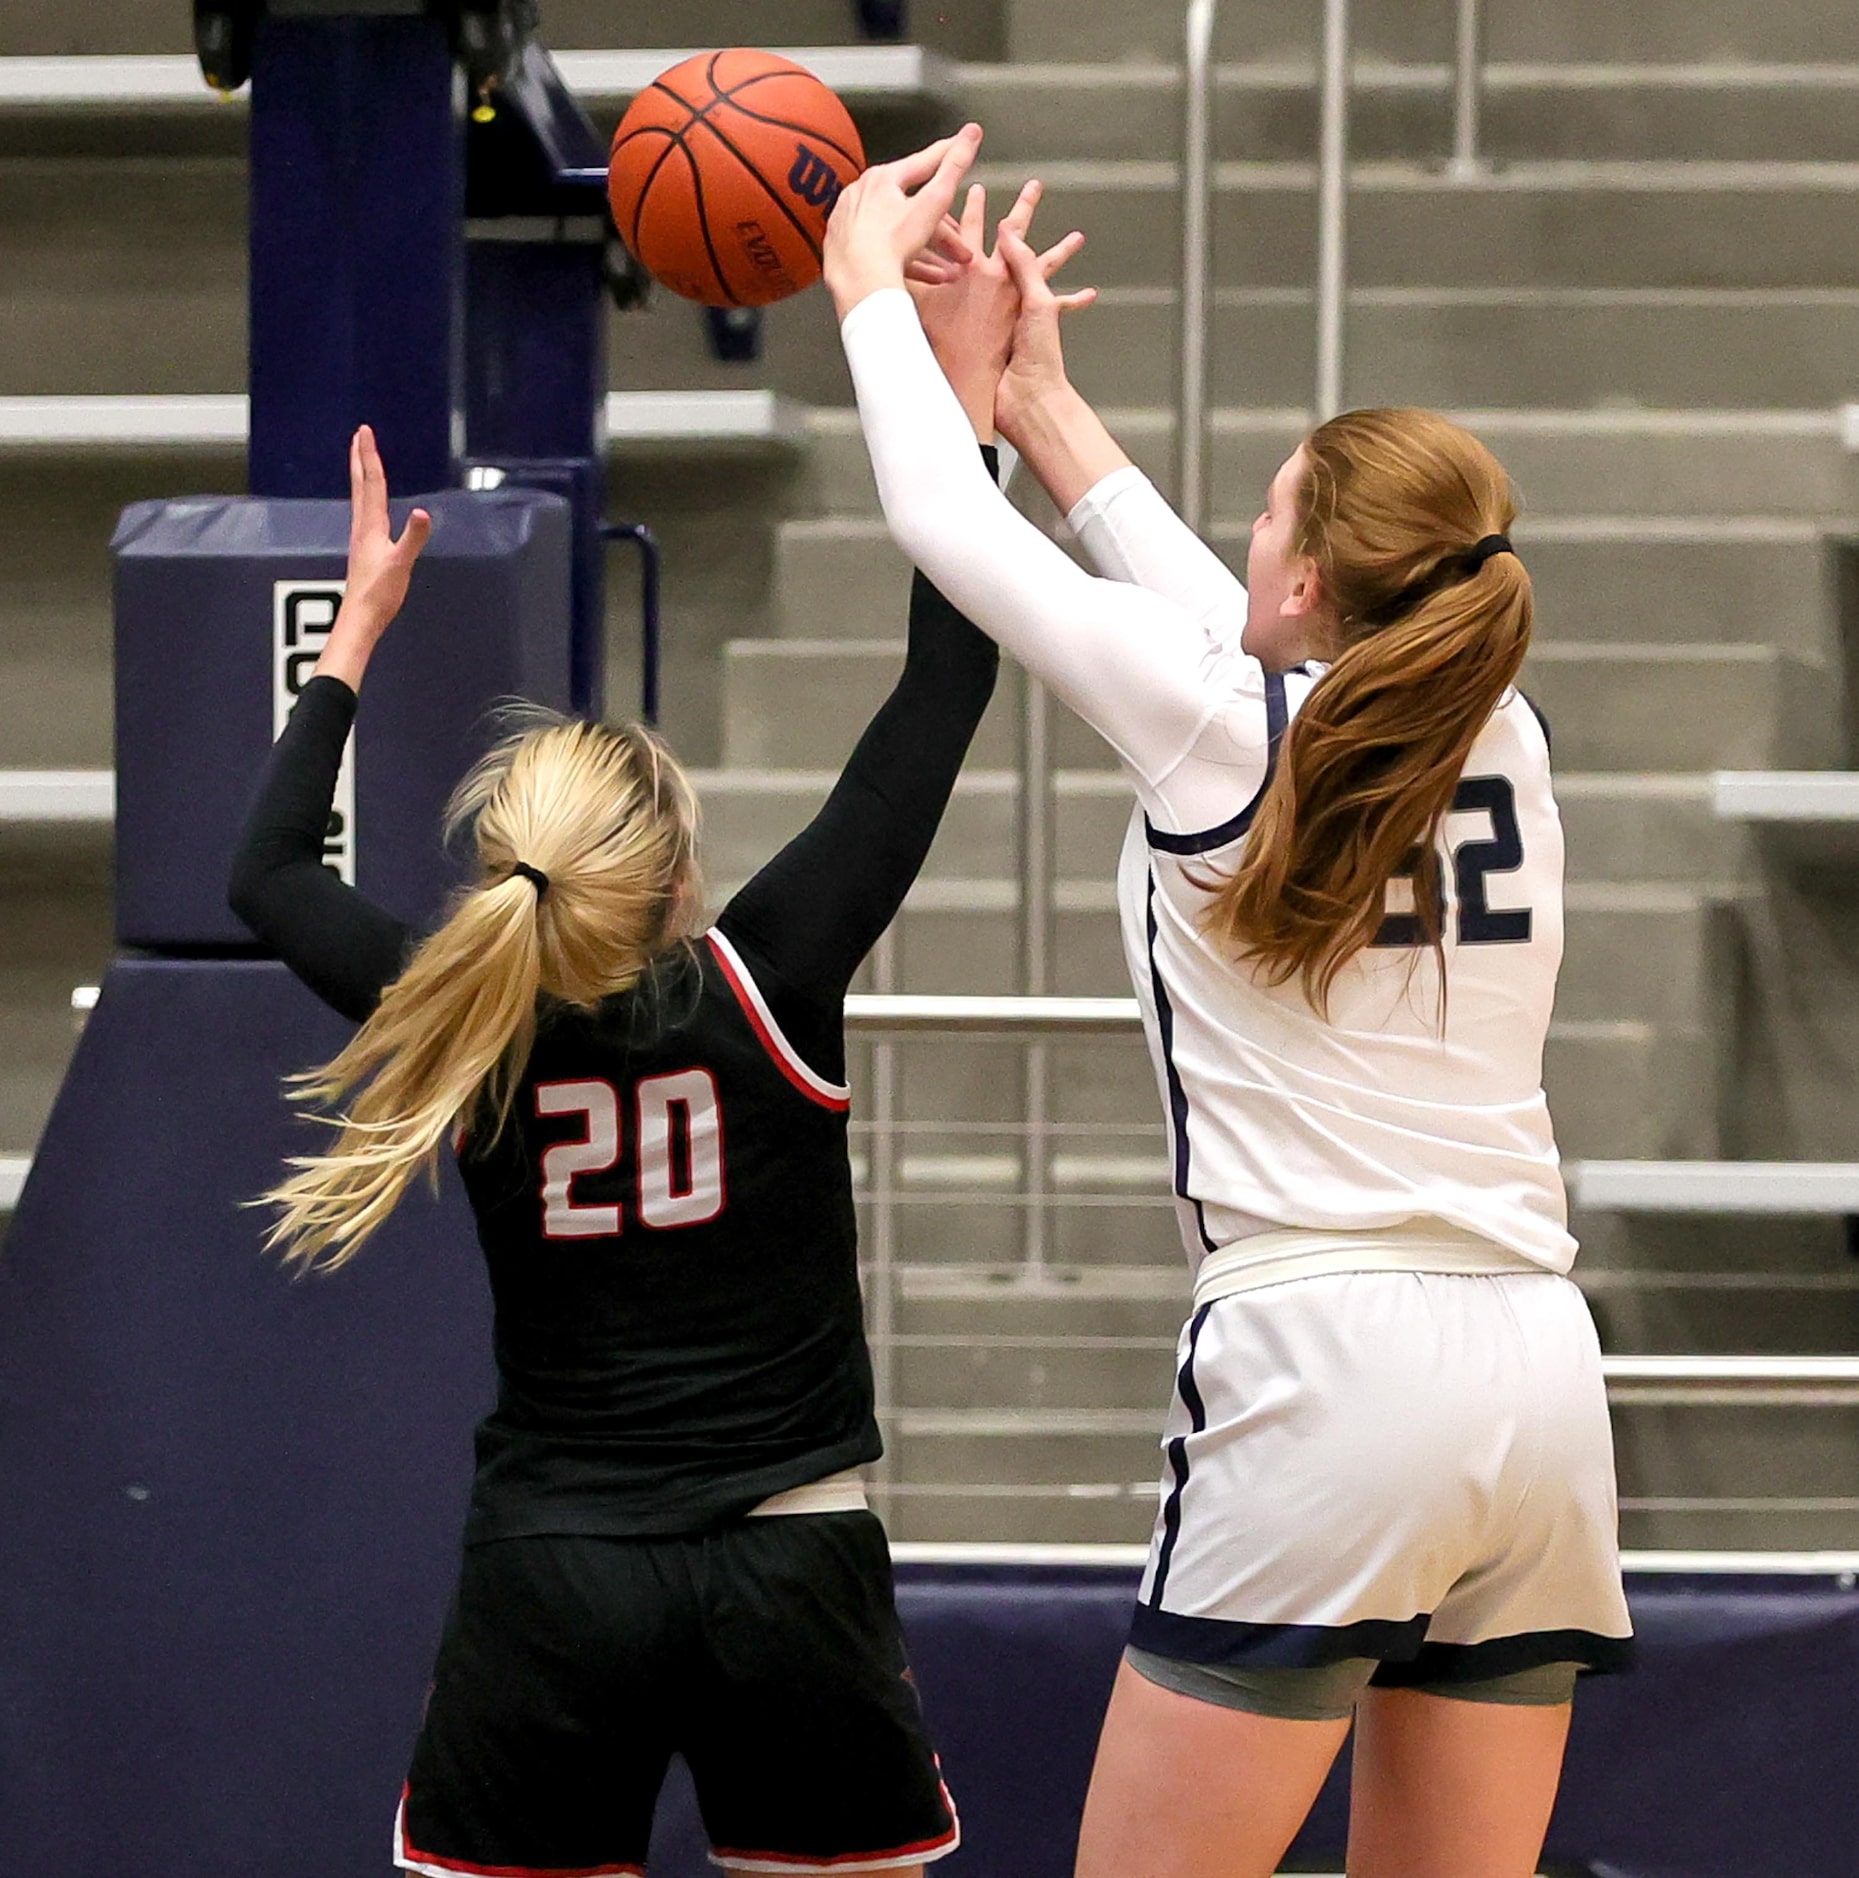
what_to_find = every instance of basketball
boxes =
[608,50,868,308]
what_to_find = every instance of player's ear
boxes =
[1281,555,1324,619]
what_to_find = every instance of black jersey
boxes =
[229,475,1000,1541]
[458,932,871,1539]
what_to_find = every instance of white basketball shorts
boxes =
[1127,1267,1635,1683]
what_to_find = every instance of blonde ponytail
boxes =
[262,711,700,1272]
[1205,408,1532,1013]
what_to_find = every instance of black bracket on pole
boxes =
[856,0,909,40]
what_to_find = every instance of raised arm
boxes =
[988,223,1250,645]
[823,133,1234,791]
[227,426,429,1022]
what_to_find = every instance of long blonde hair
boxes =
[262,711,700,1272]
[1205,408,1532,1012]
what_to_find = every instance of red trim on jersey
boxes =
[706,932,851,1113]
[395,1792,643,1878]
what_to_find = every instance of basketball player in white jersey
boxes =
[824,129,1633,1878]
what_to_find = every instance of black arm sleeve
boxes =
[227,675,413,1023]
[716,451,1003,1075]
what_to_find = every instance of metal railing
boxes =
[1177,0,1218,532]
[1177,0,1496,493]
[1450,0,1488,178]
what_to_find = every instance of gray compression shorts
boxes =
[1125,1645,1580,1723]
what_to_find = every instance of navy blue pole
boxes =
[247,13,463,498]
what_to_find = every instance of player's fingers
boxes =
[930,214,974,265]
[998,224,1054,305]
[905,257,961,285]
[348,429,365,519]
[1054,286,1099,314]
[357,424,390,530]
[908,122,982,229]
[395,507,432,563]
[960,182,987,248]
[997,177,1043,246]
[1037,230,1087,280]
[887,122,977,192]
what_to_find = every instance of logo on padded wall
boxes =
[273,581,355,885]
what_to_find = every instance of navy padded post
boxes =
[112,487,572,950]
[0,959,494,1878]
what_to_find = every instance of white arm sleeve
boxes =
[1067,467,1251,653]
[841,290,1226,792]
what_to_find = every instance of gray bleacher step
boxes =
[967,157,1859,292]
[1006,0,1859,65]
[727,638,1834,776]
[695,767,1134,886]
[1544,1023,1719,1162]
[875,1185,1184,1270]
[805,405,1859,524]
[774,509,1842,659]
[612,278,1859,413]
[895,1337,1177,1415]
[1521,646,1835,772]
[721,642,1118,772]
[0,157,245,396]
[1615,1504,1859,1552]
[1069,290,1859,414]
[1555,776,1749,885]
[702,768,1742,890]
[964,61,1859,166]
[0,869,111,1154]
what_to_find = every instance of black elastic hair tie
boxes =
[1466,533,1514,570]
[510,862,551,899]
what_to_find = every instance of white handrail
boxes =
[1314,0,1351,419]
[1177,0,1218,532]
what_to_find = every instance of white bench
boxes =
[0,771,114,823]
[1713,769,1859,860]
[1573,1159,1859,1213]
[0,391,804,454]
[0,49,957,112]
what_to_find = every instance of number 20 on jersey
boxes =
[535,1073,724,1239]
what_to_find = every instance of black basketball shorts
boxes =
[394,1512,959,1876]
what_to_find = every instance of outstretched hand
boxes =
[994,225,1099,448]
[823,122,984,318]
[313,425,432,692]
[903,177,1095,440]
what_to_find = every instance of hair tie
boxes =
[1466,534,1513,570]
[510,862,551,900]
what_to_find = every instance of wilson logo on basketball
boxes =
[788,145,844,213]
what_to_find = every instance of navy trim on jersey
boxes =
[1148,1302,1214,1611]
[1521,691,1552,759]
[1146,878,1217,1256]
[1370,1627,1634,1685]
[1128,1608,1635,1677]
[1145,670,1289,855]
[1130,1606,1431,1668]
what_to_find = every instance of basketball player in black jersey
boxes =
[231,182,1080,1878]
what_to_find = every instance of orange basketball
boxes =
[608,50,867,309]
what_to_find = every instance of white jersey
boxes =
[842,290,1575,1283]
